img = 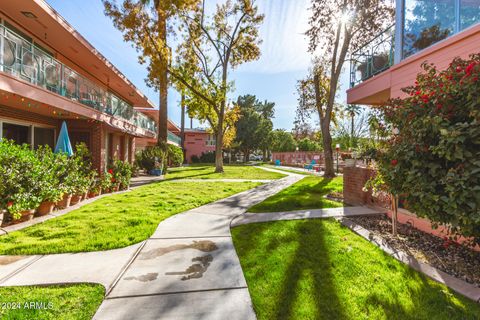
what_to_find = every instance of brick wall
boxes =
[344,166,479,250]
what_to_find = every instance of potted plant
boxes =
[0,141,43,224]
[88,179,102,198]
[101,171,113,193]
[36,146,65,216]
[110,160,132,191]
[137,146,165,176]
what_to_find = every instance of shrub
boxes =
[100,171,113,191]
[136,146,165,171]
[199,151,215,163]
[372,54,480,243]
[168,144,184,167]
[36,146,65,203]
[191,155,200,163]
[0,140,44,218]
[110,160,132,189]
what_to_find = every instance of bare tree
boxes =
[306,0,394,177]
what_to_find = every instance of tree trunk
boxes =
[262,148,267,162]
[321,123,336,178]
[391,194,399,236]
[180,93,186,163]
[157,12,168,148]
[214,106,224,172]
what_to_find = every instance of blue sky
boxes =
[46,0,348,130]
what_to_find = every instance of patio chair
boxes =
[275,159,281,166]
[304,160,316,171]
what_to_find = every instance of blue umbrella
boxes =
[54,121,74,156]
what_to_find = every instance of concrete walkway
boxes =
[0,167,382,319]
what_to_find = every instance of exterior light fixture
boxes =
[336,144,340,151]
[21,11,37,19]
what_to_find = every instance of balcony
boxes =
[350,25,395,88]
[0,22,157,135]
[167,130,181,145]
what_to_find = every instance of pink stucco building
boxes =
[0,0,163,172]
[183,128,216,163]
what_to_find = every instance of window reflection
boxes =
[460,0,480,30]
[403,0,455,58]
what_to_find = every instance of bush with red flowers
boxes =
[371,53,480,244]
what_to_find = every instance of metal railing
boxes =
[350,25,395,88]
[0,22,157,135]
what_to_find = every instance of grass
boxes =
[0,284,104,320]
[0,181,260,255]
[232,219,480,320]
[166,164,286,180]
[248,176,343,213]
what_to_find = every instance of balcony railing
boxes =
[350,25,395,88]
[167,131,181,145]
[0,22,157,135]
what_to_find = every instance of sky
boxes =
[46,0,349,130]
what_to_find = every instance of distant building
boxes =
[183,128,216,163]
[0,0,167,172]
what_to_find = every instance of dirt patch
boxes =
[0,256,27,265]
[349,215,480,287]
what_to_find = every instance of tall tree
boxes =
[344,104,361,147]
[173,0,264,172]
[270,129,297,152]
[234,95,274,162]
[306,0,393,177]
[104,0,198,150]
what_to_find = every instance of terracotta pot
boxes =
[112,185,120,192]
[56,194,72,209]
[70,194,82,206]
[88,191,99,198]
[36,201,55,216]
[3,209,36,226]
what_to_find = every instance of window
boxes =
[402,0,480,59]
[34,127,55,149]
[403,0,456,59]
[460,0,480,30]
[2,122,30,145]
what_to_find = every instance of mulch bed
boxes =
[349,214,480,288]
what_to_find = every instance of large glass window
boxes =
[403,0,456,59]
[460,0,480,30]
[34,127,55,149]
[2,122,31,145]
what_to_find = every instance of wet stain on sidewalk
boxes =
[165,255,214,281]
[0,256,26,265]
[139,240,218,260]
[124,272,159,282]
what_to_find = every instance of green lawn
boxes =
[0,284,104,320]
[248,176,343,213]
[166,164,286,180]
[232,219,480,320]
[0,181,260,255]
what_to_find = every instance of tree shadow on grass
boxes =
[274,219,347,320]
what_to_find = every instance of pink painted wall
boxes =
[271,152,325,166]
[184,131,215,163]
[347,23,480,105]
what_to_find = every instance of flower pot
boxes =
[88,191,99,198]
[345,159,357,167]
[112,185,120,192]
[36,201,55,216]
[149,169,163,176]
[70,194,82,206]
[56,194,72,209]
[4,209,36,225]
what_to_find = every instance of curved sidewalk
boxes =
[0,167,304,320]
